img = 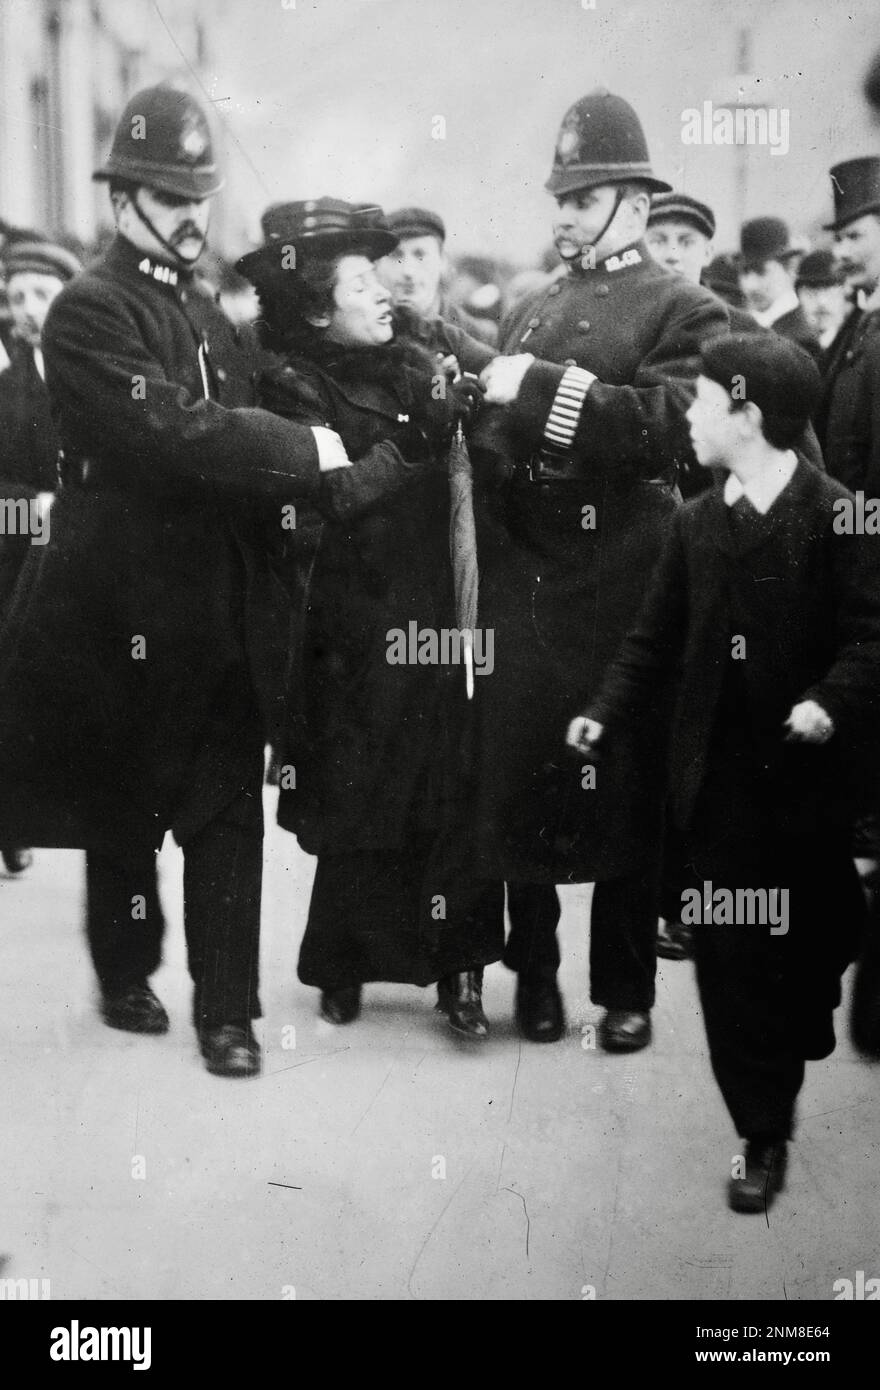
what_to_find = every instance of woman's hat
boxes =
[236,198,398,283]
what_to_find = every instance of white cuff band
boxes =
[543,366,596,447]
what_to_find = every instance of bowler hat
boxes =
[236,198,398,283]
[545,89,671,198]
[794,248,845,289]
[703,253,743,305]
[648,192,715,240]
[738,217,797,270]
[700,333,820,435]
[2,240,82,283]
[386,207,446,242]
[824,157,880,231]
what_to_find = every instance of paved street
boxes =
[1,789,878,1302]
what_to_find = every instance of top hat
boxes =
[94,85,223,200]
[824,157,880,231]
[738,217,798,270]
[386,207,446,242]
[545,89,672,198]
[236,198,398,283]
[648,191,715,240]
[2,240,82,282]
[794,248,845,289]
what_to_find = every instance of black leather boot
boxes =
[728,1139,788,1213]
[320,986,362,1025]
[436,970,489,1039]
[515,973,565,1042]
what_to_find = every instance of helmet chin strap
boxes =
[566,185,626,263]
[128,190,204,267]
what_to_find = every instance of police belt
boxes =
[511,449,582,484]
[57,452,124,491]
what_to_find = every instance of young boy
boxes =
[567,334,880,1212]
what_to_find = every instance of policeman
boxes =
[474,90,729,1049]
[0,86,416,1076]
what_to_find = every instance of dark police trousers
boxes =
[502,864,660,1010]
[85,785,263,1029]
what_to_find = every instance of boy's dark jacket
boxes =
[589,460,880,835]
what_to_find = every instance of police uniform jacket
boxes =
[467,239,729,883]
[0,235,410,858]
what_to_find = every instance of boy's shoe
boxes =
[728,1139,788,1213]
[101,981,169,1034]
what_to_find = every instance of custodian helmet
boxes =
[93,84,224,200]
[546,89,672,198]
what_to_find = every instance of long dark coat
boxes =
[591,461,880,839]
[466,240,729,884]
[266,335,469,856]
[771,304,820,360]
[814,305,880,494]
[0,235,356,860]
[0,343,60,606]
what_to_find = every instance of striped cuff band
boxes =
[543,366,596,447]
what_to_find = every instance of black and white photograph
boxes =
[0,0,879,1337]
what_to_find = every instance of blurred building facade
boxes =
[0,0,238,254]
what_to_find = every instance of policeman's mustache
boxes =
[172,223,205,246]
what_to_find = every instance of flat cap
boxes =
[648,192,715,240]
[385,207,446,242]
[700,333,820,435]
[2,240,82,283]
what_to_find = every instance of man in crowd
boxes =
[816,156,880,491]
[378,206,495,345]
[645,190,715,286]
[737,217,819,358]
[0,85,420,1077]
[473,89,728,1050]
[816,155,880,1057]
[795,249,849,353]
[0,238,82,877]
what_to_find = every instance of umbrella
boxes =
[447,420,479,698]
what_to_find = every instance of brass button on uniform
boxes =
[577,319,591,332]
[563,358,577,367]
[216,367,228,382]
[528,316,541,329]
[596,284,610,296]
[549,283,561,296]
